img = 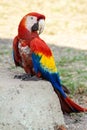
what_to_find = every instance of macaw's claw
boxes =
[14,74,41,81]
[23,75,42,81]
[14,74,31,80]
[14,74,23,79]
[21,74,32,81]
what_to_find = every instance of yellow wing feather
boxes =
[40,54,57,73]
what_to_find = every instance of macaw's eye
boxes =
[31,17,33,20]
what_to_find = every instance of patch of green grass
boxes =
[57,53,87,66]
[0,50,10,55]
[55,48,87,95]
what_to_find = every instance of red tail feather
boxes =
[65,97,87,112]
[54,88,87,113]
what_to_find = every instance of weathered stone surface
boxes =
[0,74,65,130]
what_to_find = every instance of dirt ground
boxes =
[0,0,87,130]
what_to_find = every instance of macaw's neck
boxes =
[30,32,39,40]
[18,24,39,40]
[18,30,39,47]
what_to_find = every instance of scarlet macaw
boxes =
[13,12,87,113]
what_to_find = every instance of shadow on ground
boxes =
[0,37,87,93]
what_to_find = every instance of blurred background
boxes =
[0,0,87,49]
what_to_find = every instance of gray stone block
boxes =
[0,77,65,130]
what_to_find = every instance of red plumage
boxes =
[55,88,87,113]
[13,36,22,66]
[30,37,52,57]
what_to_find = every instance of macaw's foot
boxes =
[14,73,31,80]
[14,74,42,81]
[25,75,42,81]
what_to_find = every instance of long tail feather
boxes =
[65,97,87,112]
[62,84,70,94]
[54,88,87,113]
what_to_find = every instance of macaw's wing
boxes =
[13,36,22,67]
[30,37,58,76]
[30,37,66,97]
[30,37,87,113]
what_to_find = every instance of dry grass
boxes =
[0,0,87,49]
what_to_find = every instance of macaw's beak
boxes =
[31,19,45,35]
[38,19,45,35]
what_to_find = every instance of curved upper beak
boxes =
[38,19,45,35]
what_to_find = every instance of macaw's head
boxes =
[18,12,45,39]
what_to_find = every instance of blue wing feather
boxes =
[32,53,66,98]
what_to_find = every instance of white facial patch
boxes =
[25,16,37,32]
